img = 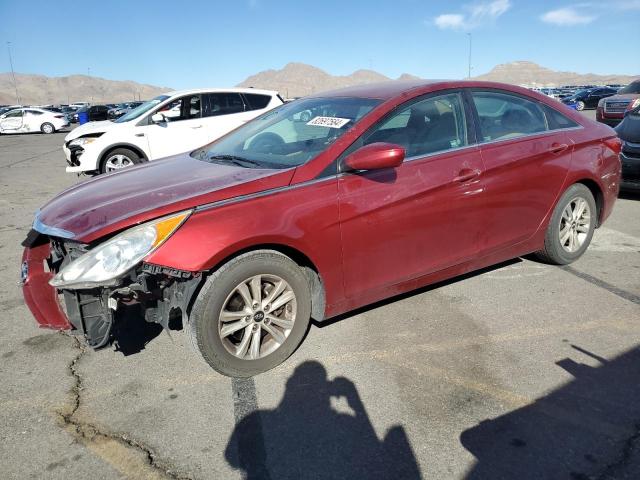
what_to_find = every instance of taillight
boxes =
[603,137,622,155]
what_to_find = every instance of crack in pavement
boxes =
[57,332,195,480]
[595,422,640,480]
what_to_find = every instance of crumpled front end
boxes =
[21,232,202,349]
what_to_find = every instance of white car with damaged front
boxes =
[63,88,284,174]
[0,108,69,135]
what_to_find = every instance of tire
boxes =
[101,148,142,174]
[189,250,311,377]
[41,122,55,134]
[535,183,597,265]
[576,101,585,111]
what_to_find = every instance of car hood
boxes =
[606,93,640,101]
[616,114,640,143]
[64,120,120,142]
[35,154,295,243]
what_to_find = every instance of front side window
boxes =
[202,93,245,117]
[193,96,381,169]
[472,91,548,142]
[156,95,201,122]
[350,93,468,158]
[3,109,23,118]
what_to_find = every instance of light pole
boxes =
[7,42,20,105]
[467,33,472,79]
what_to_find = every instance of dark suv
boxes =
[597,80,640,127]
[561,87,618,111]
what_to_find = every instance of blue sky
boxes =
[1,0,638,89]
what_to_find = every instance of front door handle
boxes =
[549,143,569,154]
[191,125,203,129]
[454,169,480,183]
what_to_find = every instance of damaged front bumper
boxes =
[21,235,202,349]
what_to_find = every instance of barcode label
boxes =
[306,116,350,128]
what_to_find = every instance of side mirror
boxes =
[151,113,166,124]
[343,142,405,172]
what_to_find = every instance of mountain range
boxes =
[1,62,638,105]
[0,73,171,105]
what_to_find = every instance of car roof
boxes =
[308,79,543,100]
[163,87,280,97]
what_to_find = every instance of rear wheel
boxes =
[101,148,142,173]
[575,101,586,111]
[41,122,55,134]
[535,183,596,265]
[189,250,311,377]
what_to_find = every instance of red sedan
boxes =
[21,80,621,377]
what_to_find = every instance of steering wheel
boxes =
[247,132,285,153]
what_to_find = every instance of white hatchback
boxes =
[0,108,69,135]
[63,88,283,174]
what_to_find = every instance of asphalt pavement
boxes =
[1,113,639,479]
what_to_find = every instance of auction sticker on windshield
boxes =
[306,116,351,128]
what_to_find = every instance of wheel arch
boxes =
[98,143,148,171]
[202,243,326,322]
[574,178,604,227]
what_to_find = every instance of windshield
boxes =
[115,95,170,123]
[192,96,381,169]
[618,82,640,95]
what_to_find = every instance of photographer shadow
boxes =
[225,361,422,480]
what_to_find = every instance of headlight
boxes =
[69,136,101,147]
[50,210,191,289]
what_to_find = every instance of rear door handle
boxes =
[191,125,203,129]
[454,169,480,183]
[549,143,569,154]
[134,133,145,137]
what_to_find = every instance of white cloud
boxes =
[433,0,511,30]
[434,14,466,29]
[540,7,596,25]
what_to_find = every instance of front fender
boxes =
[145,177,346,309]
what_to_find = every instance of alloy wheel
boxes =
[559,197,591,253]
[104,154,133,171]
[218,274,297,360]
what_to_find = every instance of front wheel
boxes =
[41,122,55,134]
[101,148,142,173]
[535,183,596,265]
[575,101,586,111]
[189,250,311,377]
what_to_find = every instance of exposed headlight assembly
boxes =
[50,211,191,289]
[69,135,102,147]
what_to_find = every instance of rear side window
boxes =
[244,93,272,111]
[26,109,43,115]
[202,93,245,117]
[540,104,579,130]
[471,91,547,142]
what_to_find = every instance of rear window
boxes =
[618,81,640,95]
[244,93,272,111]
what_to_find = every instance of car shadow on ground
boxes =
[225,361,422,480]
[461,344,640,479]
[314,258,522,329]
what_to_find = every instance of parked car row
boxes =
[22,79,623,376]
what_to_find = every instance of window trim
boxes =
[466,88,584,147]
